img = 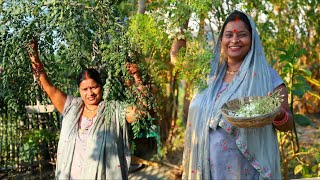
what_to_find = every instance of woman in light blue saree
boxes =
[182,10,293,179]
[27,39,136,179]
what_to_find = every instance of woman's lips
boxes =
[229,46,241,49]
[88,97,96,101]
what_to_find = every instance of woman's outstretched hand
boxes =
[26,37,41,64]
[125,62,143,84]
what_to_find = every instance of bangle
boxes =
[273,108,288,126]
[32,63,45,74]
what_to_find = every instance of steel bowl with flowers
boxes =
[221,89,283,128]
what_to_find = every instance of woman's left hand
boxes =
[126,63,142,84]
[125,106,138,123]
[272,85,293,132]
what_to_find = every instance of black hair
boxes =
[221,10,252,35]
[76,68,103,87]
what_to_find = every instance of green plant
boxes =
[19,129,58,169]
[277,43,320,179]
[293,146,320,178]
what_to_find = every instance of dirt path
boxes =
[297,113,320,146]
[129,165,172,180]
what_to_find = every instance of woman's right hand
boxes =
[25,36,68,114]
[26,37,41,64]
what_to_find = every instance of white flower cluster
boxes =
[228,90,284,118]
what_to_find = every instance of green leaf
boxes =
[279,54,289,62]
[294,164,303,175]
[296,74,307,82]
[292,89,305,98]
[277,47,286,52]
[296,48,307,57]
[315,153,320,163]
[294,114,313,127]
[301,165,310,177]
[311,164,318,172]
[299,68,312,77]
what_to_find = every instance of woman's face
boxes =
[221,20,252,62]
[79,78,102,106]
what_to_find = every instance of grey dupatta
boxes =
[55,97,130,179]
[182,11,281,179]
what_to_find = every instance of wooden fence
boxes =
[0,102,60,177]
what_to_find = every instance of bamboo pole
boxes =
[14,112,19,172]
[18,114,24,172]
[0,113,3,170]
[9,113,13,170]
[5,106,8,170]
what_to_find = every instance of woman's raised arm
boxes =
[26,38,67,114]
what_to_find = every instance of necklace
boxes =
[79,116,95,134]
[85,105,98,112]
[226,69,238,75]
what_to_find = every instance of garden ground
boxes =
[1,113,319,180]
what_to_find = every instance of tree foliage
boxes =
[0,0,159,145]
[1,0,320,178]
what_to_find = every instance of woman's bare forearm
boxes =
[27,39,67,113]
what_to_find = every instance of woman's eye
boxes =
[238,33,247,37]
[224,34,232,38]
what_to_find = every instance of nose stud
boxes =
[231,39,240,43]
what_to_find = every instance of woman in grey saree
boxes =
[182,10,293,179]
[27,39,133,179]
[55,92,130,179]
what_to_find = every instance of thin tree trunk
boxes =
[182,80,190,123]
[165,16,188,142]
[137,0,146,14]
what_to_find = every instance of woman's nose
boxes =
[88,88,94,95]
[231,34,240,43]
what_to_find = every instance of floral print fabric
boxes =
[209,68,283,179]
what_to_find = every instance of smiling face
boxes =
[221,20,252,62]
[79,78,102,106]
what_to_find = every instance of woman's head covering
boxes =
[182,10,281,179]
[207,9,273,129]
